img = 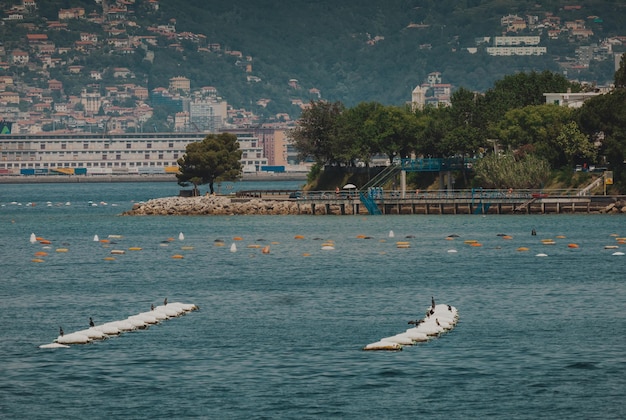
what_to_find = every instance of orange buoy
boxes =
[233,236,244,241]
[294,235,305,240]
[100,239,110,243]
[171,254,184,259]
[39,240,51,245]
[567,243,579,248]
[34,251,48,257]
[502,235,513,240]
[517,247,530,251]
[262,245,270,254]
[470,242,483,247]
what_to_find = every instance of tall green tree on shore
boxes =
[288,100,344,165]
[176,133,242,195]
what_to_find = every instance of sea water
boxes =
[1,182,625,419]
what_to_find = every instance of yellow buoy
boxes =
[104,256,116,261]
[247,244,261,249]
[31,258,45,263]
[396,241,410,248]
[271,241,280,245]
[128,247,142,251]
[517,247,530,251]
[302,252,311,257]
[464,240,478,244]
[556,235,566,239]
[181,246,194,250]
[55,248,69,253]
[214,242,225,247]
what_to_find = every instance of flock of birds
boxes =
[39,298,199,349]
[363,297,459,351]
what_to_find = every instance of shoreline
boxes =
[0,172,308,184]
[123,194,626,216]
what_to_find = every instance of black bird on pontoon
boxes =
[89,317,95,327]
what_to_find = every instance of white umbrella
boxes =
[343,183,357,189]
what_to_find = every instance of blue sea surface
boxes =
[1,182,625,419]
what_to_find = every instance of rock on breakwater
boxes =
[123,195,308,216]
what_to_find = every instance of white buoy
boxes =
[230,243,237,253]
[93,234,99,242]
[56,332,91,345]
[39,342,70,349]
[30,233,37,244]
[612,251,625,256]
[363,341,402,351]
[447,249,458,253]
[388,230,395,238]
[536,253,548,257]
[381,334,414,345]
[179,232,184,241]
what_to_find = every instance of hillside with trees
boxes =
[1,0,625,122]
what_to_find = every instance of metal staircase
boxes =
[359,192,382,215]
[360,164,401,191]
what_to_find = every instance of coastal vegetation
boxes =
[290,66,626,193]
[176,133,242,195]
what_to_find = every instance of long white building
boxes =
[0,132,268,175]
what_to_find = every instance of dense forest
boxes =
[2,0,625,118]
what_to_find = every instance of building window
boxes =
[158,154,163,159]
[40,144,45,150]
[145,154,150,160]
[83,143,89,149]
[102,154,107,160]
[61,143,67,150]
[126,143,131,149]
[146,143,152,149]
[104,143,110,149]
[173,153,178,159]
[168,143,174,148]
[116,154,121,160]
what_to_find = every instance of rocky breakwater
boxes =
[122,195,306,216]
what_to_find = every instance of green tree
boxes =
[288,100,344,165]
[366,105,418,163]
[555,121,596,167]
[176,133,242,195]
[335,101,382,166]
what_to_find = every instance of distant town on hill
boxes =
[0,0,624,134]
